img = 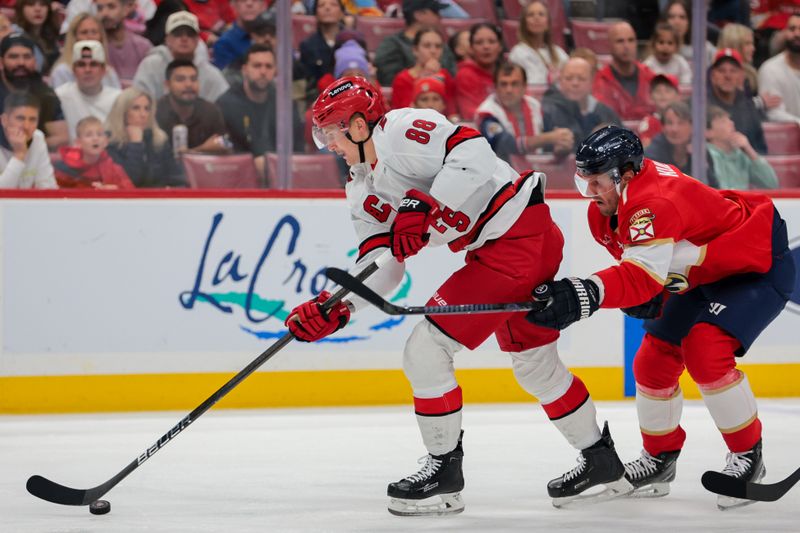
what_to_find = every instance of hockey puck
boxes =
[89,500,110,515]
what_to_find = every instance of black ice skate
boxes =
[547,421,633,508]
[387,431,465,516]
[717,440,766,511]
[623,449,681,497]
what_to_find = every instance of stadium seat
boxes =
[265,153,344,189]
[501,0,525,19]
[510,153,577,190]
[501,19,520,48]
[454,0,498,23]
[182,153,260,188]
[355,16,404,53]
[292,15,317,51]
[571,19,618,55]
[763,122,800,155]
[764,155,800,188]
[440,18,484,40]
[525,85,548,101]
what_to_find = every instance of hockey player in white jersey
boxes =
[286,76,633,514]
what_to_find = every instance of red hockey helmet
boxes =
[311,76,386,149]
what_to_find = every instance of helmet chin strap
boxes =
[345,127,376,164]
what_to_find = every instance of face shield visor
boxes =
[573,167,621,198]
[312,123,349,150]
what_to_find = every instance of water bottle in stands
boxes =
[172,125,188,157]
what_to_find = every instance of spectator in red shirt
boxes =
[391,27,455,114]
[637,74,681,148]
[55,116,135,189]
[455,22,503,120]
[411,75,446,114]
[592,21,656,121]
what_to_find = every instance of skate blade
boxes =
[625,481,671,499]
[388,493,465,516]
[717,466,766,511]
[552,477,634,509]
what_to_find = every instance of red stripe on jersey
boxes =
[541,375,590,420]
[595,261,665,309]
[414,386,463,416]
[448,171,533,252]
[444,126,481,157]
[357,232,390,261]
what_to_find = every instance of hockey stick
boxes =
[26,252,393,507]
[701,467,800,502]
[325,267,543,315]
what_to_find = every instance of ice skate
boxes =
[623,449,680,497]
[548,422,633,508]
[387,431,465,516]
[717,440,765,511]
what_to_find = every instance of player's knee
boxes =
[682,323,737,385]
[633,334,682,388]
[402,320,460,394]
[510,341,570,402]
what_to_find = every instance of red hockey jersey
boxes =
[588,158,775,308]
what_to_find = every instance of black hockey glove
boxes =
[526,277,601,330]
[621,293,664,320]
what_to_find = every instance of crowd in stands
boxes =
[0,0,798,190]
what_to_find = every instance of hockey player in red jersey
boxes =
[286,77,634,514]
[526,126,796,509]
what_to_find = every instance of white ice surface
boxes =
[1,400,799,533]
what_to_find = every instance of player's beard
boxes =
[245,78,270,97]
[4,67,37,89]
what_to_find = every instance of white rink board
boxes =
[1,196,798,378]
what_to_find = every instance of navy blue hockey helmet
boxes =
[575,126,644,179]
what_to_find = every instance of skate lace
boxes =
[721,450,753,478]
[563,453,587,481]
[405,455,443,483]
[624,450,660,480]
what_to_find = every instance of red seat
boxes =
[292,15,318,51]
[525,84,547,101]
[501,0,525,19]
[571,19,618,55]
[355,16,404,53]
[501,19,520,48]
[510,153,577,190]
[454,0,497,23]
[265,153,343,189]
[440,18,483,41]
[764,155,800,188]
[763,122,800,155]
[182,153,260,189]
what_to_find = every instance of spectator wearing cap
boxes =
[156,59,229,154]
[411,76,447,114]
[391,27,455,114]
[637,74,681,148]
[217,44,304,180]
[299,0,346,95]
[213,0,266,70]
[51,13,122,90]
[134,11,229,102]
[541,57,620,152]
[95,0,154,81]
[56,41,122,142]
[708,47,767,154]
[592,21,656,121]
[476,62,573,164]
[0,33,69,149]
[374,0,456,86]
[757,14,800,125]
[0,92,57,188]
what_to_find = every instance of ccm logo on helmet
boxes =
[328,81,354,97]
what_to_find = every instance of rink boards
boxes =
[1,190,799,413]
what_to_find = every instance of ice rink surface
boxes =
[1,400,799,533]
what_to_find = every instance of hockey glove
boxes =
[621,292,664,320]
[390,189,440,261]
[526,277,601,330]
[285,291,351,342]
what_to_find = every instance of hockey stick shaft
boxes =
[701,467,800,502]
[325,267,543,315]
[27,253,391,506]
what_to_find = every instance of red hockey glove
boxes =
[285,291,351,342]
[390,189,440,261]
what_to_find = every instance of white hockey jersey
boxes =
[348,108,542,261]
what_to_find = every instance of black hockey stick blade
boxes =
[27,475,109,506]
[701,467,800,502]
[325,267,543,316]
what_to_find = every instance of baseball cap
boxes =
[246,10,276,36]
[412,76,446,102]
[166,11,199,35]
[711,47,743,69]
[0,32,36,56]
[650,73,679,91]
[403,0,448,14]
[72,40,106,64]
